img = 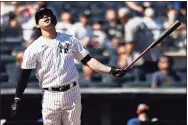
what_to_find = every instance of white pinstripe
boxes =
[22,32,88,125]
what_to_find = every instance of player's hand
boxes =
[109,67,126,78]
[11,98,21,116]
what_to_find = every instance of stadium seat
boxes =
[122,81,150,88]
[1,55,16,63]
[78,80,91,88]
[1,41,23,46]
[92,73,102,81]
[76,64,83,73]
[94,55,109,64]
[29,71,38,82]
[146,74,153,83]
[3,121,43,125]
[27,82,40,88]
[89,81,117,88]
[101,74,134,87]
[0,63,6,73]
[0,72,8,82]
[160,82,186,88]
[0,46,12,54]
[87,47,104,56]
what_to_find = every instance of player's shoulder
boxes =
[57,32,77,43]
[25,37,42,52]
[58,32,72,38]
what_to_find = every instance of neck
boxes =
[41,28,57,39]
[64,21,71,24]
[81,22,87,27]
[161,69,169,74]
[139,114,149,122]
[109,21,116,27]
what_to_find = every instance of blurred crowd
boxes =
[0,1,187,88]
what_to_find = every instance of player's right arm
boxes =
[11,45,38,116]
[71,37,126,78]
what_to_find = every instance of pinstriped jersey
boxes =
[21,32,89,88]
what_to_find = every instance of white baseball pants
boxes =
[42,84,81,125]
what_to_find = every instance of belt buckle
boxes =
[59,87,63,91]
[48,87,52,91]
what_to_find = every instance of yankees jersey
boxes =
[21,32,89,88]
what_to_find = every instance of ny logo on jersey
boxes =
[58,43,69,53]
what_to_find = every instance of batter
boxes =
[11,8,126,125]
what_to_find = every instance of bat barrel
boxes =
[150,20,181,48]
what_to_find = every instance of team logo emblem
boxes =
[58,43,69,53]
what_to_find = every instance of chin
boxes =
[44,24,54,30]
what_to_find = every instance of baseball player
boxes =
[11,8,126,125]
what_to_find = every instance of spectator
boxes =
[1,2,15,26]
[3,12,23,42]
[163,8,179,30]
[109,41,145,81]
[22,4,38,42]
[127,104,158,125]
[90,20,107,49]
[105,8,124,40]
[173,1,186,23]
[121,7,161,62]
[109,42,127,68]
[124,41,144,67]
[79,65,102,87]
[111,37,122,49]
[56,10,74,34]
[163,8,186,49]
[81,66,95,81]
[143,8,162,41]
[151,55,181,88]
[13,2,29,24]
[125,2,152,17]
[118,7,130,26]
[6,52,24,84]
[72,13,92,47]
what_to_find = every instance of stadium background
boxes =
[0,1,187,125]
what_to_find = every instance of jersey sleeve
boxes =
[21,46,38,69]
[71,37,89,62]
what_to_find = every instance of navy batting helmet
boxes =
[35,8,57,26]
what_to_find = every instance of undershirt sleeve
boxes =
[15,69,32,98]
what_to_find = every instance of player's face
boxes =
[37,14,54,30]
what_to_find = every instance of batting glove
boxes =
[11,97,21,116]
[109,67,126,78]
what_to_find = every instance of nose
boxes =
[43,14,51,18]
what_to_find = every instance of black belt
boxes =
[44,82,77,92]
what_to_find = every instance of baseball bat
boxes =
[123,20,181,71]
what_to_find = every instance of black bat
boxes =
[123,20,181,71]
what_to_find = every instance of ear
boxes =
[36,24,40,28]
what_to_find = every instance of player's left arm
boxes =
[11,46,38,116]
[80,55,110,74]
